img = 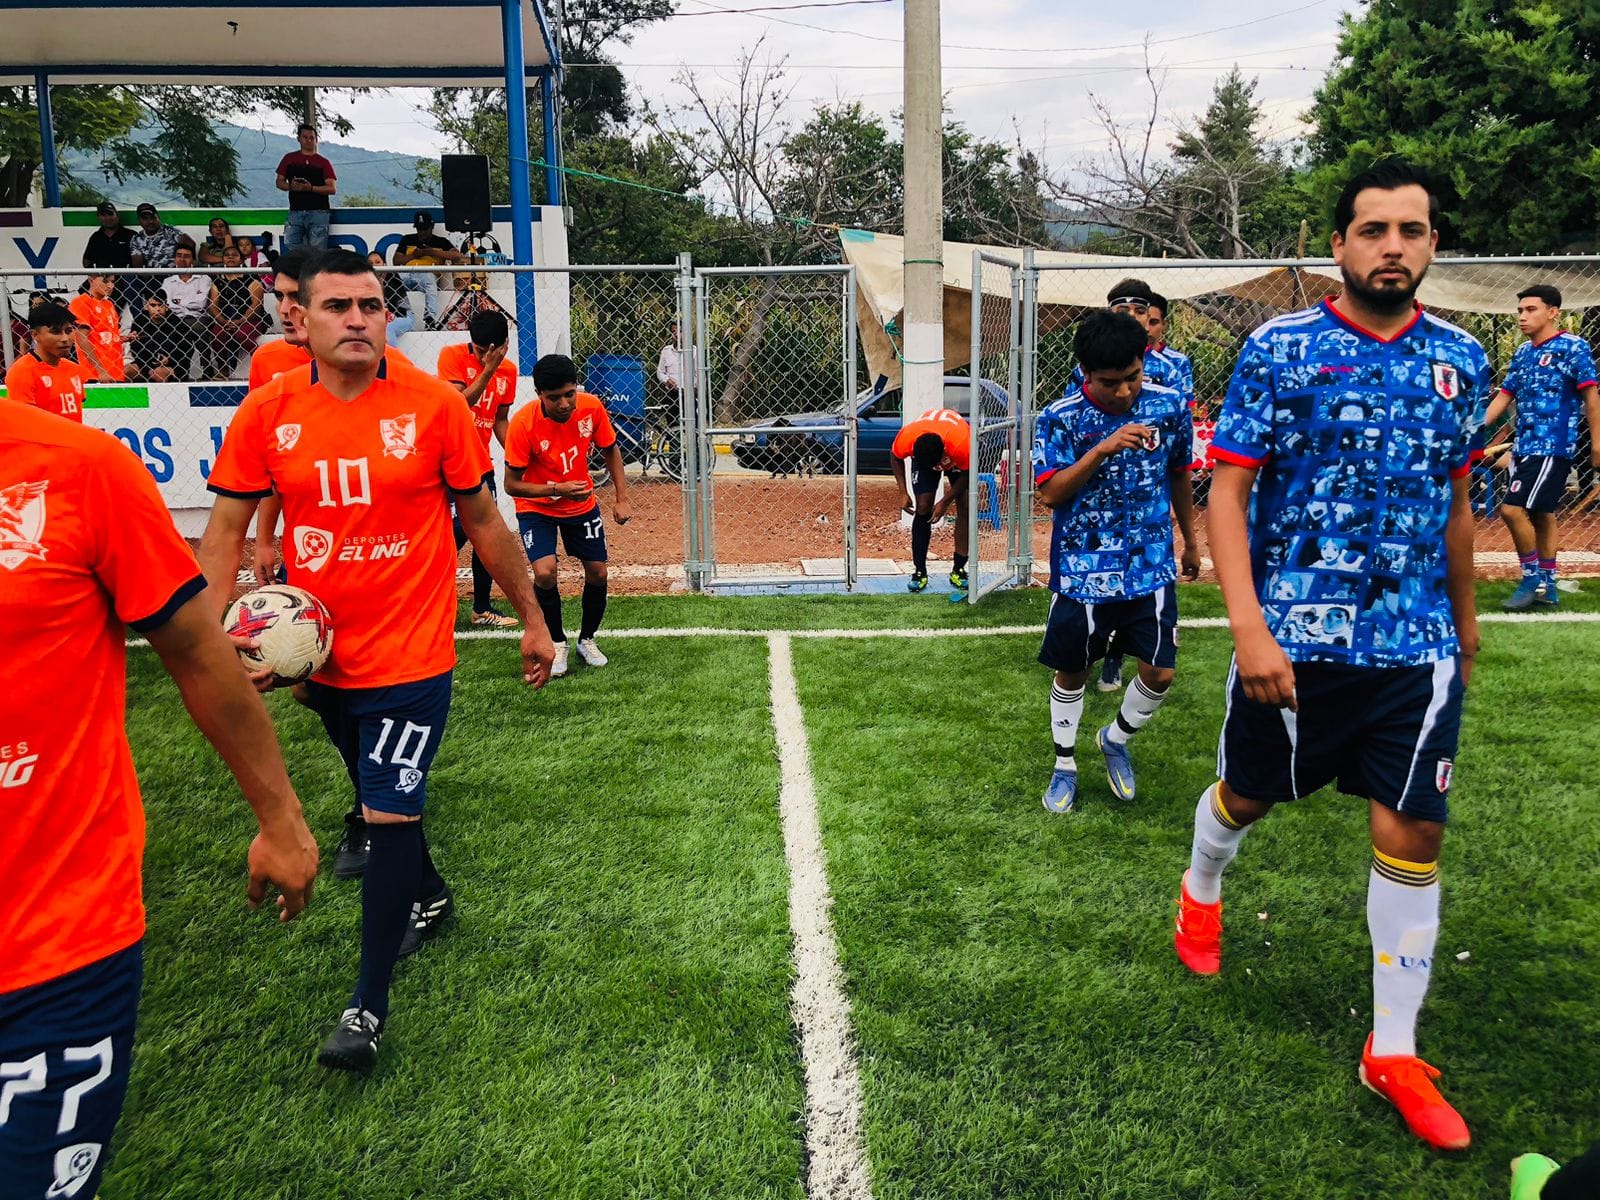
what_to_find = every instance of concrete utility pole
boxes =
[304,87,318,130]
[901,0,943,424]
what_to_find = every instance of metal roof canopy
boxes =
[0,0,558,87]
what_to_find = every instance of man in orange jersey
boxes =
[69,274,126,382]
[4,303,88,422]
[0,403,317,1198]
[198,249,554,1076]
[503,353,632,677]
[437,309,519,628]
[890,406,972,594]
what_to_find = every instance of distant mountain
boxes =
[62,122,438,208]
[1044,200,1119,250]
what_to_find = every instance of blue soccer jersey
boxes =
[1066,345,1180,398]
[1212,300,1491,667]
[1499,331,1597,458]
[1153,344,1195,407]
[1033,380,1193,601]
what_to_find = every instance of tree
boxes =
[0,84,362,208]
[1306,0,1600,253]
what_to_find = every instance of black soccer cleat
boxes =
[398,884,456,958]
[333,812,369,879]
[318,1007,382,1076]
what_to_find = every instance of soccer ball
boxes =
[224,584,334,686]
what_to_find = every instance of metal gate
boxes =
[966,252,1031,602]
[688,265,859,591]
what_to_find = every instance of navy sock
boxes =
[419,826,445,898]
[353,821,422,1022]
[579,579,607,640]
[911,515,932,575]
[953,553,968,573]
[535,584,565,642]
[1545,1142,1600,1200]
[471,551,494,612]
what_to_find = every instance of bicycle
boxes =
[588,402,683,488]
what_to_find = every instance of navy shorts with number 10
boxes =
[304,670,453,818]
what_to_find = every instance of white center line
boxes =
[766,633,875,1200]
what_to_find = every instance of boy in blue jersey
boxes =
[1483,284,1599,610]
[1033,310,1199,813]
[1172,161,1489,1152]
[1146,292,1195,408]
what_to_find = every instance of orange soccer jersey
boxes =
[503,392,616,518]
[69,292,126,382]
[0,405,206,994]
[437,343,517,449]
[208,355,492,690]
[4,352,87,423]
[892,407,972,471]
[247,338,313,389]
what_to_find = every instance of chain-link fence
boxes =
[690,265,860,590]
[1022,255,1600,573]
[966,252,1028,602]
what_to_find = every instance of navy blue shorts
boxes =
[1503,454,1570,513]
[305,670,453,818]
[1038,583,1178,674]
[518,503,607,563]
[1218,657,1463,822]
[451,474,497,550]
[0,942,142,1200]
[911,464,965,497]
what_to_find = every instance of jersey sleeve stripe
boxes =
[1210,445,1269,468]
[1448,461,1474,479]
[126,574,207,633]
[1578,380,1598,390]
[1034,467,1058,485]
[448,472,490,497]
[206,482,276,500]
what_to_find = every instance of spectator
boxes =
[236,234,273,283]
[81,202,133,276]
[370,250,414,344]
[656,320,684,416]
[208,244,267,378]
[161,246,210,380]
[127,293,182,383]
[129,202,184,312]
[198,216,236,266]
[7,290,52,360]
[275,124,337,250]
[395,211,467,330]
[68,274,127,382]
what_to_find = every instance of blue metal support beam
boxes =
[538,67,561,207]
[502,0,538,369]
[35,72,60,208]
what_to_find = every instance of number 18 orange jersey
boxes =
[209,355,491,689]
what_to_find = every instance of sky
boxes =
[300,0,1355,180]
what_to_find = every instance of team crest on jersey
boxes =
[1141,428,1161,452]
[1435,758,1454,793]
[539,439,550,451]
[380,413,418,459]
[1431,363,1460,400]
[578,415,594,439]
[1539,353,1553,367]
[0,479,49,570]
[294,525,335,572]
[276,423,303,452]
[46,1142,101,1198]
[397,768,423,794]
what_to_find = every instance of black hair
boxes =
[297,123,316,136]
[1517,283,1562,309]
[299,248,377,304]
[533,353,578,392]
[172,244,195,261]
[468,310,510,348]
[1106,277,1154,306]
[273,247,311,282]
[1074,310,1148,375]
[28,302,76,331]
[1147,292,1169,318]
[911,432,945,471]
[1333,159,1440,236]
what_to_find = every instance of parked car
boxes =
[729,377,1016,475]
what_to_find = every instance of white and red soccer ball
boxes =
[224,584,334,685]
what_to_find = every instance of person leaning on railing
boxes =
[209,245,268,379]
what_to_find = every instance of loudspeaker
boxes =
[441,154,492,232]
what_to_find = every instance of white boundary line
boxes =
[767,634,874,1200]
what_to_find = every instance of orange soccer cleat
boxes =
[1174,875,1223,976]
[1359,1034,1471,1151]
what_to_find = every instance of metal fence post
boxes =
[0,283,14,371]
[694,272,716,585]
[844,266,860,590]
[968,250,983,602]
[675,252,702,590]
[1017,249,1038,585]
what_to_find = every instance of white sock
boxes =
[1368,851,1440,1058]
[1186,783,1250,905]
[1050,682,1084,771]
[1106,676,1168,745]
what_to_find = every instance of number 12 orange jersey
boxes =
[209,355,491,689]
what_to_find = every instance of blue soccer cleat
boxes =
[1537,580,1559,608]
[1098,725,1136,801]
[1042,768,1078,813]
[1503,578,1542,611]
[907,571,929,593]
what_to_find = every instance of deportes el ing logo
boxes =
[1,741,39,789]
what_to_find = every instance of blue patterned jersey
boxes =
[1033,381,1193,601]
[1499,332,1597,458]
[1067,346,1180,398]
[1153,344,1195,407]
[1212,301,1490,667]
